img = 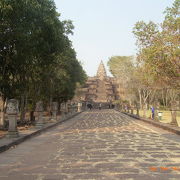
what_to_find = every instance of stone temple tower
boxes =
[78,60,120,107]
[96,61,107,80]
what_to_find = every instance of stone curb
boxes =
[119,111,180,135]
[0,112,82,153]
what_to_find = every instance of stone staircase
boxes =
[95,80,108,102]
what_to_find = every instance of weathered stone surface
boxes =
[6,99,19,115]
[80,61,119,107]
[6,99,19,138]
[35,101,45,128]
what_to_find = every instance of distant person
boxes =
[99,103,102,110]
[151,106,155,119]
[89,104,92,110]
[87,103,92,110]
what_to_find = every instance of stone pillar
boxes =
[0,97,5,127]
[60,103,66,120]
[65,103,68,114]
[71,103,75,114]
[77,102,82,112]
[6,99,19,138]
[68,104,72,115]
[35,101,44,129]
[70,101,73,113]
[51,102,58,122]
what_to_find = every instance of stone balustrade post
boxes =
[72,104,74,112]
[77,102,82,112]
[71,104,75,114]
[51,102,58,122]
[65,103,68,114]
[60,103,66,120]
[6,99,19,138]
[35,101,44,129]
[68,104,72,115]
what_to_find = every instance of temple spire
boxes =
[97,61,107,79]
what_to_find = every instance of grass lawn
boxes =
[139,110,180,127]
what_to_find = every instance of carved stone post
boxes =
[35,101,44,129]
[6,99,19,138]
[115,104,119,111]
[51,102,58,122]
[71,103,75,115]
[77,102,82,112]
[65,103,68,114]
[69,101,73,114]
[60,103,66,120]
[68,103,72,115]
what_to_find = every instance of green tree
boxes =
[108,56,136,109]
[0,0,87,126]
[133,0,180,124]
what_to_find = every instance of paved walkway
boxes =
[0,109,180,180]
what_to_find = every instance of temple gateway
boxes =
[80,61,120,108]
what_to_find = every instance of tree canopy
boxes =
[0,0,87,104]
[133,0,180,88]
[108,0,179,124]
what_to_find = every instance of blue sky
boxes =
[54,0,174,76]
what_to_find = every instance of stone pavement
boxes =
[0,113,80,153]
[0,109,180,180]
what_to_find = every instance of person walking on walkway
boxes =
[89,104,92,110]
[151,106,155,119]
[87,103,92,110]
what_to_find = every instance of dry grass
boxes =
[139,110,180,127]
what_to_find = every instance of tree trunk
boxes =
[161,89,165,108]
[30,101,36,124]
[143,105,146,118]
[170,100,178,126]
[49,96,53,116]
[138,89,142,109]
[0,111,5,127]
[142,102,148,118]
[0,98,7,128]
[137,108,139,116]
[153,102,158,121]
[20,95,26,123]
[131,108,134,114]
[30,111,35,123]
